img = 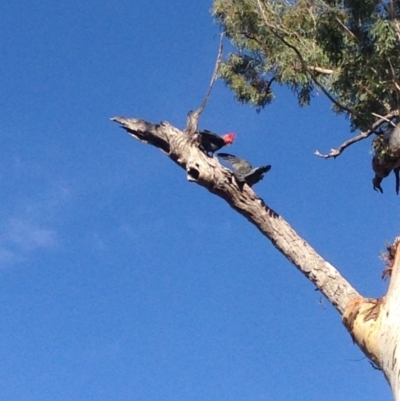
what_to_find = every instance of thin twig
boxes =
[196,33,225,117]
[372,112,396,127]
[314,133,374,159]
[185,33,225,134]
[335,16,358,42]
[315,111,399,159]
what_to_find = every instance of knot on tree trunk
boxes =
[186,161,201,182]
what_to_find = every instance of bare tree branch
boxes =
[335,15,359,42]
[112,116,361,315]
[315,133,374,159]
[372,112,396,127]
[315,111,399,159]
[185,33,225,135]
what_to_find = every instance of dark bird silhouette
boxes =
[371,123,400,194]
[217,153,271,187]
[197,130,236,156]
[372,155,400,194]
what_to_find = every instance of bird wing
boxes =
[246,165,271,177]
[199,130,224,146]
[244,165,271,186]
[217,153,252,174]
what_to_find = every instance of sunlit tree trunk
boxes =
[381,259,400,399]
[342,241,400,399]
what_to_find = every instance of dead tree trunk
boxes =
[112,116,400,399]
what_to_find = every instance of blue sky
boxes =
[0,1,396,400]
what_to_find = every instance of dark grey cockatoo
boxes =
[197,130,236,156]
[217,153,271,187]
[372,155,399,194]
[372,123,400,194]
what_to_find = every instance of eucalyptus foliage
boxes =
[213,0,400,132]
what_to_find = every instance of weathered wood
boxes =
[112,116,361,315]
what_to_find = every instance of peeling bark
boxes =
[343,297,384,367]
[342,240,400,396]
[380,240,400,396]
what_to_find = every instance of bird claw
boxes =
[372,176,384,193]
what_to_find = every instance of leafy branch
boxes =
[255,0,360,120]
